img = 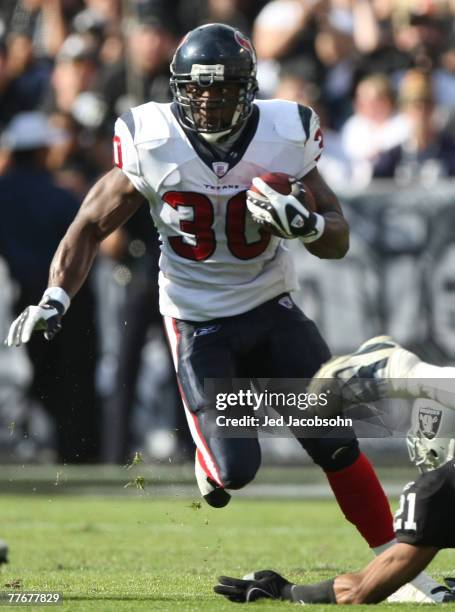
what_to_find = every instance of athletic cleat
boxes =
[195,451,231,508]
[315,335,418,381]
[310,336,421,410]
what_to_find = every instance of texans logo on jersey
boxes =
[419,406,442,439]
[234,31,255,58]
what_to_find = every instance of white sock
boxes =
[371,538,395,555]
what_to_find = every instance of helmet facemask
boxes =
[170,72,257,135]
[406,431,455,472]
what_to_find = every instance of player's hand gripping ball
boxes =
[246,172,318,240]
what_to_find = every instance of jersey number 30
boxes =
[163,191,271,261]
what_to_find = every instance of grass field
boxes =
[1,493,455,611]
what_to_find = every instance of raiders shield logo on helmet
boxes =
[419,405,442,439]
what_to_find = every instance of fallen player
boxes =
[215,337,455,604]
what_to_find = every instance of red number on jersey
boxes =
[164,191,216,261]
[163,192,272,262]
[226,193,271,259]
[113,136,123,168]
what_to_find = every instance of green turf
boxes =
[1,495,455,611]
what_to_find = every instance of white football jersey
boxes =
[113,99,323,321]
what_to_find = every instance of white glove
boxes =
[246,177,325,242]
[5,288,70,347]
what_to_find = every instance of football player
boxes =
[214,398,455,604]
[309,335,455,416]
[6,23,421,596]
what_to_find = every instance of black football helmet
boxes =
[170,23,258,134]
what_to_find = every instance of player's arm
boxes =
[5,168,145,347]
[214,544,439,605]
[334,542,438,604]
[300,166,349,259]
[247,169,349,260]
[49,167,144,296]
[247,105,349,259]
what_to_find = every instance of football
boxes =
[249,172,316,212]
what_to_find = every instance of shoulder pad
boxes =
[256,99,308,144]
[121,102,171,149]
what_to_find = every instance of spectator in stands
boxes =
[98,28,124,68]
[41,33,98,117]
[274,66,351,188]
[392,5,450,72]
[7,33,51,114]
[374,69,455,182]
[199,0,251,32]
[176,0,266,36]
[341,73,409,186]
[352,2,410,84]
[96,16,177,126]
[40,33,114,172]
[0,33,51,128]
[6,0,69,59]
[436,33,455,110]
[100,208,192,463]
[72,0,121,35]
[252,0,327,96]
[352,1,453,84]
[310,0,356,127]
[46,111,99,199]
[0,111,100,462]
[253,0,384,117]
[0,39,19,128]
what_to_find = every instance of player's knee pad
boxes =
[304,437,360,472]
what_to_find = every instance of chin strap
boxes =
[199,128,233,143]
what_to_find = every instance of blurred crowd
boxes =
[1,0,455,188]
[0,0,454,464]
